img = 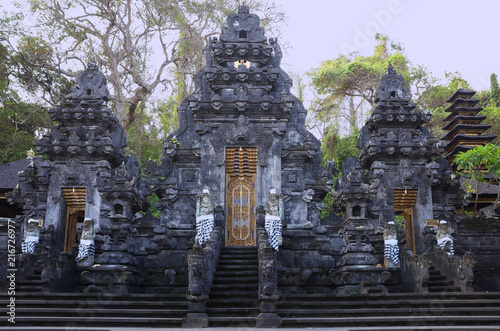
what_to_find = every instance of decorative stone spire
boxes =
[238,4,250,13]
[33,64,126,167]
[71,60,110,101]
[375,63,411,103]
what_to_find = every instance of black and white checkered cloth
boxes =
[76,240,95,262]
[437,236,455,255]
[265,215,282,251]
[196,214,214,245]
[384,239,399,265]
[22,238,38,254]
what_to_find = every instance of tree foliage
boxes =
[454,144,500,214]
[5,0,285,132]
[308,34,435,168]
[418,71,470,138]
[0,13,52,164]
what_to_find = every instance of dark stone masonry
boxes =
[1,5,500,328]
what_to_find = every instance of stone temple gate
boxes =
[2,5,500,329]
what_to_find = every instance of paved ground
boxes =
[2,327,500,331]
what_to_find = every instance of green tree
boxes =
[490,73,500,106]
[6,0,285,132]
[454,144,500,214]
[0,12,51,164]
[308,34,434,167]
[418,72,470,138]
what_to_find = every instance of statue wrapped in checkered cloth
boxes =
[437,220,454,255]
[195,187,214,246]
[76,218,96,266]
[384,221,399,267]
[22,219,40,254]
[265,189,283,251]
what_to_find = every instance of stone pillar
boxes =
[182,301,208,328]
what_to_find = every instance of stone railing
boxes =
[255,205,281,328]
[400,248,431,293]
[183,206,223,328]
[429,246,475,292]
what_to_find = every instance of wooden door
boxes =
[62,187,86,252]
[225,147,257,247]
[394,189,417,254]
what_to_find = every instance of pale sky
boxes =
[274,0,500,93]
[2,0,499,101]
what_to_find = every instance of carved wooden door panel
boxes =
[225,147,257,247]
[394,189,417,254]
[62,187,86,252]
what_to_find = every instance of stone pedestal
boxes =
[256,300,281,328]
[182,301,208,328]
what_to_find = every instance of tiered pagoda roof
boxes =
[441,88,497,164]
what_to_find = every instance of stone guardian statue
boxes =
[22,219,40,254]
[76,218,96,266]
[264,189,283,251]
[436,220,454,255]
[384,221,400,267]
[195,187,214,245]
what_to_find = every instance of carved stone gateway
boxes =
[4,5,499,328]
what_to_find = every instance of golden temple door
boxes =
[394,189,418,254]
[62,187,86,252]
[225,147,257,247]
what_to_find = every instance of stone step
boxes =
[280,292,500,301]
[216,259,258,264]
[277,298,500,308]
[429,275,448,281]
[207,299,259,308]
[14,285,43,292]
[208,316,257,327]
[5,316,183,327]
[214,268,258,274]
[428,280,455,287]
[0,299,188,309]
[209,290,259,297]
[218,253,258,259]
[206,307,260,315]
[212,276,259,283]
[0,293,186,302]
[210,283,258,290]
[18,279,43,284]
[11,307,186,317]
[215,264,258,270]
[279,306,500,317]
[428,286,463,292]
[280,315,500,327]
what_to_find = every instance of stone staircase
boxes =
[0,292,188,328]
[428,265,462,292]
[15,269,43,293]
[278,292,500,328]
[206,246,260,327]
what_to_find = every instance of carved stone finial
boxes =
[238,4,250,13]
[87,59,98,71]
[387,62,396,74]
[26,149,35,159]
[375,63,411,103]
[71,62,110,101]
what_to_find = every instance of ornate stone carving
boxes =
[436,220,454,255]
[22,219,40,254]
[264,189,283,251]
[195,188,214,246]
[76,218,96,266]
[384,221,400,268]
[209,115,274,166]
